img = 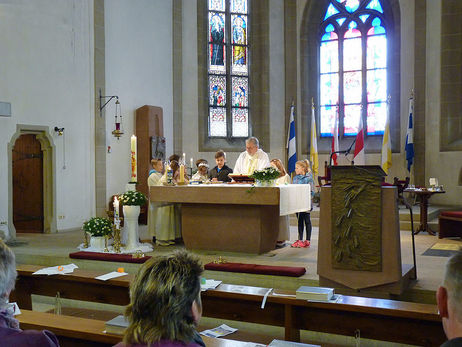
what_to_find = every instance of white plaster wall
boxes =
[105,0,173,198]
[425,1,462,206]
[0,0,94,238]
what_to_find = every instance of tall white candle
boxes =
[130,135,137,182]
[182,152,186,164]
[113,196,120,224]
[190,157,193,169]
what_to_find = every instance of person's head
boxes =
[124,250,203,345]
[215,150,226,169]
[169,160,179,175]
[0,239,17,310]
[270,159,287,178]
[245,137,259,156]
[295,159,311,176]
[196,159,209,176]
[437,249,462,340]
[151,159,163,173]
[169,154,180,163]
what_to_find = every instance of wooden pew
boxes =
[18,310,258,347]
[12,264,445,346]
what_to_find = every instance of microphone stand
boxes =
[329,138,357,167]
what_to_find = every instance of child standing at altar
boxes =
[147,159,164,243]
[191,159,209,182]
[292,159,315,248]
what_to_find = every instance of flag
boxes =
[287,104,297,174]
[354,115,365,165]
[405,96,414,172]
[310,102,319,176]
[331,107,339,165]
[381,98,392,174]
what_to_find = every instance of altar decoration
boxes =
[82,217,113,249]
[130,135,137,183]
[119,190,148,251]
[250,167,280,187]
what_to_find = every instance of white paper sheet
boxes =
[95,271,128,281]
[32,264,78,275]
[200,324,237,338]
[200,279,222,291]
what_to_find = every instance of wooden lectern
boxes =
[318,166,414,295]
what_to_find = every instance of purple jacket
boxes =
[0,314,59,347]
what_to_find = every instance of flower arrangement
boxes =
[82,217,112,237]
[250,167,280,182]
[118,190,147,206]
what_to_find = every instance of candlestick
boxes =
[130,135,137,182]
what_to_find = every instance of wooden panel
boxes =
[13,134,43,232]
[136,105,163,200]
[181,204,279,253]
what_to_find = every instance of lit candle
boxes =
[190,157,193,169]
[113,197,119,224]
[182,153,186,164]
[130,135,137,182]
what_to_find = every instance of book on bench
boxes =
[296,286,334,301]
[105,315,129,335]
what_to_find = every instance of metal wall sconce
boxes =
[99,89,124,140]
[54,127,64,136]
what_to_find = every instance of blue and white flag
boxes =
[287,104,297,174]
[405,96,414,172]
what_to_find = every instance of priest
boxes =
[233,137,270,175]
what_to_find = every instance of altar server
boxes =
[233,137,270,175]
[270,159,291,248]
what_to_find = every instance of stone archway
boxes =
[8,125,56,240]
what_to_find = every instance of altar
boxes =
[149,184,310,254]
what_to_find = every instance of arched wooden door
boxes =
[13,134,44,233]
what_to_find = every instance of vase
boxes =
[123,205,140,251]
[89,235,105,249]
[256,179,276,187]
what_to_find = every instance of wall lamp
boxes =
[99,89,124,140]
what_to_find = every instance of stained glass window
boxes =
[319,0,387,137]
[208,0,249,138]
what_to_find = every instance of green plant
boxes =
[118,190,147,206]
[83,217,112,237]
[250,167,280,182]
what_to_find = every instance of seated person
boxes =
[115,250,205,347]
[437,249,462,346]
[191,159,209,183]
[0,240,59,346]
[208,150,233,182]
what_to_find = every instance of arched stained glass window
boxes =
[319,0,387,137]
[208,0,249,138]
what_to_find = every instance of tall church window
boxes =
[208,0,249,138]
[319,0,388,137]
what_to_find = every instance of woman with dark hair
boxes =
[0,240,59,346]
[114,251,205,347]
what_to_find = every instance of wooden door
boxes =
[13,134,44,233]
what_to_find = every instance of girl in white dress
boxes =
[270,159,291,247]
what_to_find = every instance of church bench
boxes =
[438,211,462,238]
[12,264,445,346]
[17,310,259,347]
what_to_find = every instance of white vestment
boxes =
[233,149,270,175]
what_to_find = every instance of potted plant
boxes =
[250,167,281,187]
[118,190,147,250]
[82,217,112,249]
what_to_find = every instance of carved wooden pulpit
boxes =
[318,166,414,295]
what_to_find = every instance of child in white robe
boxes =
[270,159,291,248]
[191,159,209,182]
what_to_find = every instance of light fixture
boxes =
[54,127,64,136]
[99,89,124,140]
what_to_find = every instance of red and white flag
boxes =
[331,109,339,165]
[354,116,365,165]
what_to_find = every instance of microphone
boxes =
[344,138,356,156]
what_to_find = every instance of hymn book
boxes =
[295,286,334,301]
[105,315,128,335]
